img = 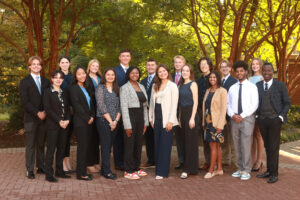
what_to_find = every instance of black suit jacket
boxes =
[43,87,70,130]
[69,84,96,127]
[114,65,127,87]
[223,75,238,91]
[256,79,291,123]
[19,75,50,122]
[140,75,155,104]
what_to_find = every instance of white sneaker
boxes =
[155,175,163,180]
[204,172,216,179]
[240,172,251,180]
[180,172,188,179]
[232,170,242,178]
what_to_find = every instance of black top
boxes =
[136,91,147,108]
[43,87,70,130]
[95,84,120,120]
[196,74,209,111]
[179,81,194,107]
[61,73,72,106]
[205,92,215,116]
[69,84,96,127]
[19,75,50,122]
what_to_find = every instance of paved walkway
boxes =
[0,141,299,200]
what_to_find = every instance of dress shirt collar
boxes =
[120,64,129,72]
[51,86,63,93]
[263,78,273,88]
[175,72,181,76]
[149,73,155,79]
[238,79,248,85]
[222,74,230,82]
[31,73,40,80]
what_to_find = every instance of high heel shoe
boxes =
[251,162,263,172]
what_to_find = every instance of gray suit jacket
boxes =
[120,82,149,129]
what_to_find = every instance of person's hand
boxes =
[59,120,65,128]
[178,121,181,128]
[216,128,222,133]
[125,129,132,137]
[189,118,195,129]
[64,120,70,127]
[143,126,147,135]
[150,121,153,128]
[232,115,242,123]
[166,122,173,132]
[88,117,94,125]
[37,111,46,120]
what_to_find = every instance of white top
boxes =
[155,90,164,104]
[227,79,259,118]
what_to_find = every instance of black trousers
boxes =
[199,109,210,164]
[113,120,124,167]
[96,117,117,176]
[180,106,199,174]
[174,125,184,165]
[154,104,173,177]
[24,120,46,172]
[124,108,144,173]
[64,118,73,157]
[75,125,92,178]
[144,125,155,165]
[87,124,100,166]
[258,117,282,176]
[45,128,68,177]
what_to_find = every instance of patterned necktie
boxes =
[147,76,152,90]
[238,83,243,115]
[35,76,41,94]
[265,83,268,91]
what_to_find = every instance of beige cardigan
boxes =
[202,87,228,130]
[149,80,179,128]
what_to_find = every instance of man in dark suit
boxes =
[219,60,238,166]
[19,56,50,179]
[172,55,186,169]
[113,49,132,170]
[140,58,157,168]
[256,63,291,183]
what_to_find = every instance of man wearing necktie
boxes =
[19,56,50,179]
[219,60,238,167]
[113,49,132,171]
[140,58,157,168]
[256,63,290,183]
[227,61,258,181]
[172,55,186,169]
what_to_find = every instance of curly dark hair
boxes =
[207,71,222,88]
[197,57,214,72]
[125,66,141,82]
[233,60,248,71]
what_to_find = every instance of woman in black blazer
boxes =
[43,70,71,182]
[70,66,96,181]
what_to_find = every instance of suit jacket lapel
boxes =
[29,75,41,96]
[76,84,90,110]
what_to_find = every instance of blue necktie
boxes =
[35,76,41,94]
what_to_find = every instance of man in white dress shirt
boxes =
[227,61,258,181]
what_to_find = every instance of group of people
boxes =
[19,50,291,184]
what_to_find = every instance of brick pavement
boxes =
[0,142,299,200]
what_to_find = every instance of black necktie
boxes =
[222,78,225,86]
[238,83,243,115]
[265,83,268,91]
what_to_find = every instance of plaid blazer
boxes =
[256,79,291,123]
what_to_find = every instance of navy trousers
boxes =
[154,104,173,177]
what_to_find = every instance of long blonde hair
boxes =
[87,59,102,77]
[250,58,263,76]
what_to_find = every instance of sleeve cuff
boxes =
[279,115,284,122]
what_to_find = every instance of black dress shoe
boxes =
[103,173,117,180]
[267,176,278,183]
[256,171,271,178]
[37,168,45,174]
[46,176,58,182]
[175,163,183,170]
[64,170,74,174]
[252,162,263,172]
[77,175,93,181]
[55,173,71,178]
[27,171,35,179]
[115,166,125,171]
